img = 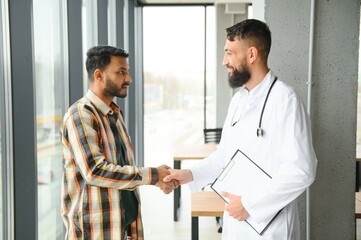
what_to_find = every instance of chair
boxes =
[203,128,223,232]
[203,128,222,144]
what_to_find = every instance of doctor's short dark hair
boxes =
[226,19,271,61]
[86,45,129,81]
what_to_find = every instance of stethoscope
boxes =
[231,76,278,138]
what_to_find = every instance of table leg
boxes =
[357,162,360,192]
[174,160,181,221]
[192,216,199,240]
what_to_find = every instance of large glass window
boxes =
[143,5,206,188]
[32,0,68,239]
[143,6,216,163]
[141,6,216,238]
[205,7,217,129]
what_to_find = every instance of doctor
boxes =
[164,19,317,240]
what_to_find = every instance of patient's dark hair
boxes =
[226,19,271,61]
[86,46,129,81]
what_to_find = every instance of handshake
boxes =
[154,165,193,194]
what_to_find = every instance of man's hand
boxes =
[222,191,250,221]
[155,165,179,194]
[163,168,193,185]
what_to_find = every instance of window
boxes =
[141,5,216,237]
[205,6,217,129]
[32,0,68,239]
[143,7,216,166]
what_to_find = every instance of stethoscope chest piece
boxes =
[256,128,263,137]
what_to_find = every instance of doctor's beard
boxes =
[228,63,251,89]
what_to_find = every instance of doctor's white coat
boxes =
[189,71,317,240]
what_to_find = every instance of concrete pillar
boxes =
[266,0,359,239]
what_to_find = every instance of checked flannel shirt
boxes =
[61,90,158,240]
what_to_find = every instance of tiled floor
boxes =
[140,161,222,240]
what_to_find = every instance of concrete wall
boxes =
[266,0,359,239]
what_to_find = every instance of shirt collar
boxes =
[238,70,275,98]
[85,90,120,117]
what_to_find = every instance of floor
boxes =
[141,179,361,240]
[141,189,361,240]
[140,161,222,240]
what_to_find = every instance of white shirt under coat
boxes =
[189,71,318,240]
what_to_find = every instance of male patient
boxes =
[61,46,177,240]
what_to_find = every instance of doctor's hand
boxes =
[222,191,250,221]
[163,168,193,185]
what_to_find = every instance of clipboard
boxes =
[210,149,282,235]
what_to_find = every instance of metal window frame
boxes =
[68,0,83,105]
[97,0,108,45]
[133,2,144,167]
[60,0,70,113]
[108,0,117,46]
[8,0,37,239]
[0,0,14,239]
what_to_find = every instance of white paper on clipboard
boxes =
[211,149,282,235]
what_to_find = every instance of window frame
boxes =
[0,0,14,239]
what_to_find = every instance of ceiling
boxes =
[140,0,214,3]
[140,0,251,4]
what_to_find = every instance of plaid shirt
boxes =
[61,90,157,240]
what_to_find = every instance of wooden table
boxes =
[191,191,225,240]
[173,144,217,221]
[356,192,361,219]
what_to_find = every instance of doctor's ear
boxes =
[248,47,258,64]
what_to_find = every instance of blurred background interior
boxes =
[0,0,360,239]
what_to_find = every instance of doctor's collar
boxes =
[240,71,274,97]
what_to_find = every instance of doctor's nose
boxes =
[222,53,229,67]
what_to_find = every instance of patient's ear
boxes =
[93,69,104,82]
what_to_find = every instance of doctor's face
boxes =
[222,38,251,89]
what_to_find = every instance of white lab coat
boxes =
[189,71,317,240]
